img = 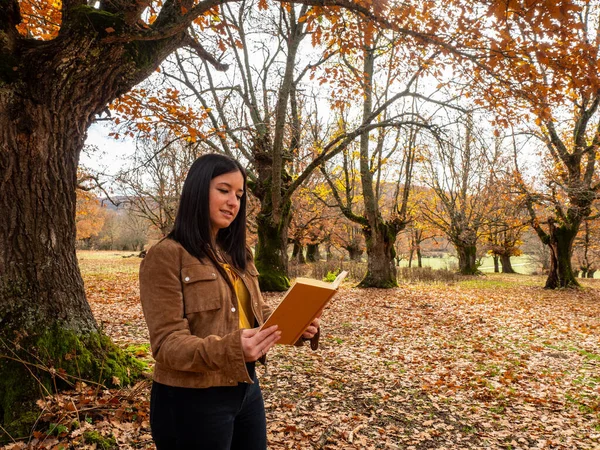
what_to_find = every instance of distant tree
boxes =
[573,212,600,278]
[479,170,529,273]
[419,116,499,275]
[463,2,600,288]
[114,132,202,237]
[321,22,446,287]
[75,190,107,247]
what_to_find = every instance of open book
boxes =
[260,271,348,345]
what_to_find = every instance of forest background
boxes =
[1,0,600,447]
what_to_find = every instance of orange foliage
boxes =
[76,189,106,241]
[16,0,61,39]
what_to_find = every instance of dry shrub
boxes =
[397,266,460,283]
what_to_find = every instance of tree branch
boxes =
[182,33,229,71]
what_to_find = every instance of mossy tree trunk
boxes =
[454,241,479,275]
[254,208,292,292]
[252,157,292,291]
[0,2,196,437]
[359,224,399,288]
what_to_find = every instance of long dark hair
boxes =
[169,153,249,270]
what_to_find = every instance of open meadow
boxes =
[8,251,599,449]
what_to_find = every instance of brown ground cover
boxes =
[4,253,599,449]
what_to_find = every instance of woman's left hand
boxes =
[302,317,320,339]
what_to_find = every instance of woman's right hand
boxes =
[241,325,281,362]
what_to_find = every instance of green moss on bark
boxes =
[0,326,144,443]
[255,261,290,291]
[69,5,125,33]
[358,275,398,289]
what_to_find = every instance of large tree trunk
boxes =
[493,255,500,273]
[455,242,478,275]
[0,91,142,439]
[0,106,97,333]
[500,254,516,273]
[360,225,398,288]
[0,17,179,436]
[544,221,579,289]
[254,210,291,291]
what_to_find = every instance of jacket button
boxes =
[184,276,190,282]
[231,307,236,312]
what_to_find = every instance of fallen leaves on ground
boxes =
[4,263,599,449]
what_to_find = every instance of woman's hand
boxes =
[241,325,281,362]
[302,317,320,339]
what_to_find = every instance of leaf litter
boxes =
[3,266,599,449]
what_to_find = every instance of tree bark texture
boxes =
[359,224,398,288]
[254,209,291,291]
[455,242,478,275]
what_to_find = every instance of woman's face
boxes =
[209,170,245,237]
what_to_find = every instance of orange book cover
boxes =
[260,271,348,345]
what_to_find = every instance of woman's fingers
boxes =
[241,325,281,361]
[302,318,320,339]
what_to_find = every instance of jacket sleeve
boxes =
[139,243,250,382]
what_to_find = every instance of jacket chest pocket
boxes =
[181,265,226,314]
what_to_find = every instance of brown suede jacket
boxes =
[139,238,273,388]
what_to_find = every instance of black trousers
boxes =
[150,364,267,450]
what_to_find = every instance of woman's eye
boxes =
[218,189,228,194]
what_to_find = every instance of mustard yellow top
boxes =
[221,263,253,329]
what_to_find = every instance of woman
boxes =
[140,153,319,449]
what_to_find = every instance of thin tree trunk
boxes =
[493,255,500,273]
